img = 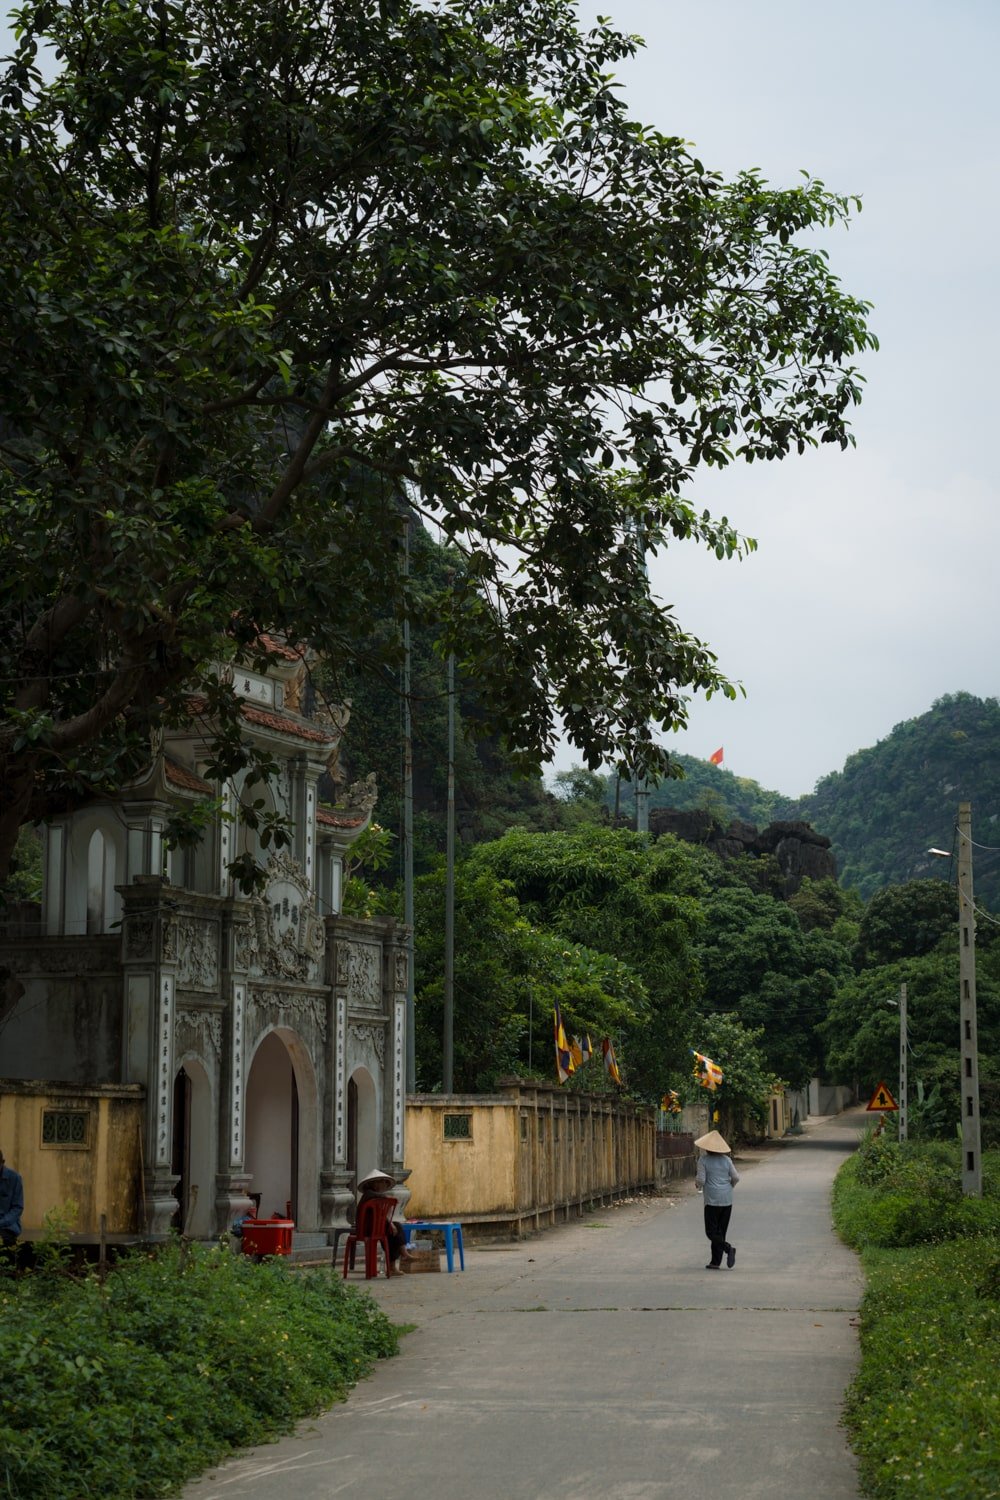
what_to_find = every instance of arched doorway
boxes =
[170,1057,213,1236]
[346,1067,378,1187]
[245,1029,320,1227]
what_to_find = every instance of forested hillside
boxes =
[795,693,1000,907]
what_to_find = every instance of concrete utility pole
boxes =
[957,802,982,1197]
[897,983,908,1143]
[634,774,649,834]
[442,649,456,1095]
[402,516,416,1093]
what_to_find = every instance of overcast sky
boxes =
[562,0,1000,798]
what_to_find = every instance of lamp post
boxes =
[929,806,982,1197]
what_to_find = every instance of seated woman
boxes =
[355,1168,405,1267]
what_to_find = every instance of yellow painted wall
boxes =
[406,1100,519,1218]
[405,1085,655,1228]
[0,1082,144,1236]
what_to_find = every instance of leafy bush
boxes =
[842,1241,1000,1498]
[0,1241,400,1498]
[834,1140,1000,1497]
[834,1138,1000,1250]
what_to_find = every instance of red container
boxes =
[239,1217,294,1257]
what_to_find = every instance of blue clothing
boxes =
[695,1150,740,1206]
[0,1164,24,1237]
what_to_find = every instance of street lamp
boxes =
[929,804,982,1197]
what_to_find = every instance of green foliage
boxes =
[822,942,1000,1143]
[695,882,851,1088]
[0,823,42,905]
[853,879,957,968]
[614,754,786,827]
[0,1241,400,1499]
[833,1138,1000,1250]
[795,693,1000,907]
[843,1239,1000,1498]
[690,1011,779,1133]
[469,826,707,1097]
[412,858,644,1092]
[0,0,873,880]
[833,1143,1000,1498]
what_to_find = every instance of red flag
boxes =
[709,747,724,766]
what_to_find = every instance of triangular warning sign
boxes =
[866,1080,899,1112]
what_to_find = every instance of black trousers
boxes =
[703,1203,733,1266]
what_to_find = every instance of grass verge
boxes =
[833,1136,1000,1499]
[0,1240,401,1499]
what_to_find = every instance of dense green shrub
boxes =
[842,1241,1000,1498]
[0,1242,400,1498]
[834,1138,1000,1497]
[835,1134,1000,1249]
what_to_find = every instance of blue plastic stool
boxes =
[402,1220,465,1271]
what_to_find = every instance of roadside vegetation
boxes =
[0,1240,400,1499]
[833,1130,1000,1498]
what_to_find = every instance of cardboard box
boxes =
[398,1247,440,1273]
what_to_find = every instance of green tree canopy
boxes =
[690,1011,778,1135]
[0,0,874,880]
[695,882,852,1088]
[412,861,644,1092]
[470,825,707,1096]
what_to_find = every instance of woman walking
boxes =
[694,1130,740,1269]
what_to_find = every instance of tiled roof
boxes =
[317,806,367,829]
[256,633,305,663]
[241,704,333,744]
[164,758,213,795]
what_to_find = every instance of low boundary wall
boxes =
[405,1079,657,1238]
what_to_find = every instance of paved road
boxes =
[187,1111,867,1500]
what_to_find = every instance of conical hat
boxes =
[357,1167,395,1190]
[694,1130,731,1153]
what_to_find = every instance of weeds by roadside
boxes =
[0,1240,401,1499]
[834,1133,1000,1498]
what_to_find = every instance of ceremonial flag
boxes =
[601,1036,622,1085]
[554,1003,575,1083]
[661,1089,682,1115]
[580,1034,593,1065]
[709,747,724,766]
[569,1035,583,1069]
[691,1049,723,1091]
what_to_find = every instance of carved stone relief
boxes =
[349,1020,386,1067]
[248,985,328,1043]
[336,940,381,1010]
[176,1006,223,1059]
[177,919,219,991]
[125,915,155,961]
[243,852,325,982]
[393,948,408,994]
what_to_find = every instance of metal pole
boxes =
[635,774,649,835]
[897,983,907,1143]
[402,516,416,1093]
[442,650,455,1094]
[957,802,982,1196]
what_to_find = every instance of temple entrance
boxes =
[346,1066,378,1187]
[170,1057,213,1235]
[245,1032,299,1220]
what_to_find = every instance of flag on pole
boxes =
[709,747,724,766]
[691,1049,723,1090]
[554,1003,575,1083]
[661,1089,682,1115]
[601,1036,622,1085]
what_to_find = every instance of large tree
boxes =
[0,0,875,880]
